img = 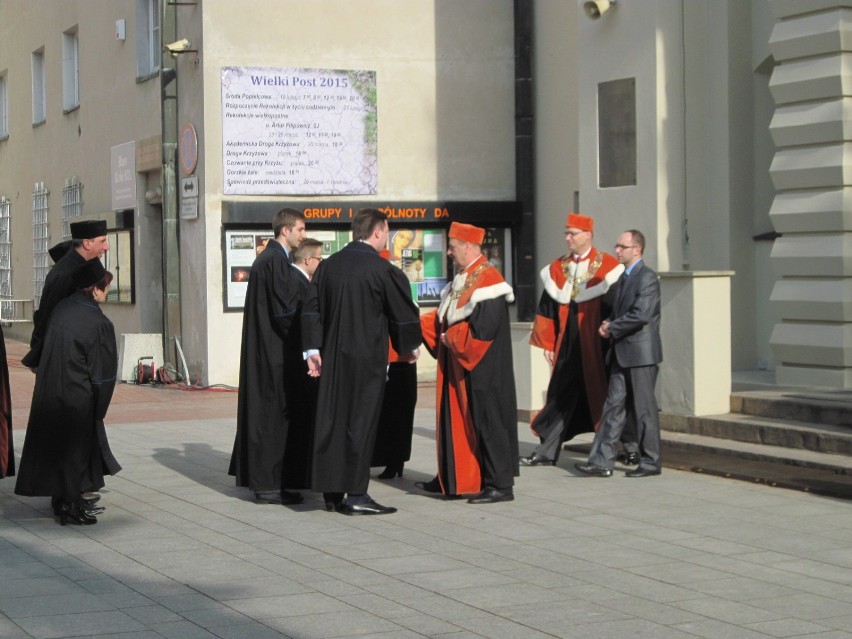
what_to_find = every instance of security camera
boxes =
[583,0,616,19]
[164,38,192,55]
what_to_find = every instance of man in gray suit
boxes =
[575,229,663,477]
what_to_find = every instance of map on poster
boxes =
[221,67,377,195]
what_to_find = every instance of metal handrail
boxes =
[0,297,33,324]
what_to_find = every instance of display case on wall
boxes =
[222,224,513,311]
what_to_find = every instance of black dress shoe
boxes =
[323,492,344,511]
[574,463,613,477]
[57,500,97,526]
[52,497,105,517]
[625,467,661,477]
[280,490,305,505]
[414,477,442,494]
[622,452,640,466]
[377,462,404,479]
[467,487,514,504]
[519,453,555,466]
[337,499,397,515]
[255,491,283,504]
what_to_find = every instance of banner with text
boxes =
[221,67,377,195]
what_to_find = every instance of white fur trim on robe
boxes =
[438,279,515,326]
[540,261,623,305]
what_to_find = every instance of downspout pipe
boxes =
[159,0,183,368]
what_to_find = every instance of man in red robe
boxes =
[522,213,635,466]
[417,222,518,504]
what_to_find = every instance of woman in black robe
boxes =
[0,325,12,480]
[372,355,417,479]
[15,259,119,525]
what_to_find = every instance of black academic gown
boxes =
[15,293,118,501]
[531,289,615,441]
[229,241,312,492]
[22,249,85,369]
[303,241,422,495]
[281,265,317,489]
[371,361,418,468]
[0,326,13,479]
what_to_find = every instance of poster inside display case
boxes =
[389,226,512,306]
[224,227,351,310]
[224,225,512,310]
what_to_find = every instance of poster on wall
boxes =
[407,227,512,306]
[223,226,511,311]
[223,228,353,311]
[224,230,274,309]
[221,67,377,196]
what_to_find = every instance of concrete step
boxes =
[660,411,852,456]
[730,390,852,428]
[565,437,852,500]
[660,429,852,476]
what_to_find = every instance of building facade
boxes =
[0,0,848,391]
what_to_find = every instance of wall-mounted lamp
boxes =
[583,0,616,19]
[164,38,197,57]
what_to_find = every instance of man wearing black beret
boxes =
[22,219,109,369]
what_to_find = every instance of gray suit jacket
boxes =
[607,260,662,369]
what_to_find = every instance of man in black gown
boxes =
[303,208,422,515]
[15,259,119,525]
[229,208,309,505]
[23,220,109,370]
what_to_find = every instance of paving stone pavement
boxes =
[2,346,852,637]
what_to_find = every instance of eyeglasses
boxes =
[308,256,324,263]
[565,230,589,237]
[614,244,636,250]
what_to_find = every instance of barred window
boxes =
[61,177,83,240]
[32,182,49,309]
[0,196,11,317]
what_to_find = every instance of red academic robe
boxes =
[529,247,622,436]
[421,255,518,495]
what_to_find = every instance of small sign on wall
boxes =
[111,141,136,210]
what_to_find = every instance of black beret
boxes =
[73,259,107,289]
[70,220,107,240]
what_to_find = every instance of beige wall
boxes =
[531,0,779,379]
[0,0,163,341]
[533,0,580,265]
[192,0,516,385]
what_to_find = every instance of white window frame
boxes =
[0,74,8,138]
[32,182,49,309]
[32,49,46,125]
[62,28,80,112]
[61,177,83,240]
[136,0,160,78]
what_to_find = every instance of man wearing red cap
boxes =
[522,213,633,466]
[417,222,519,504]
